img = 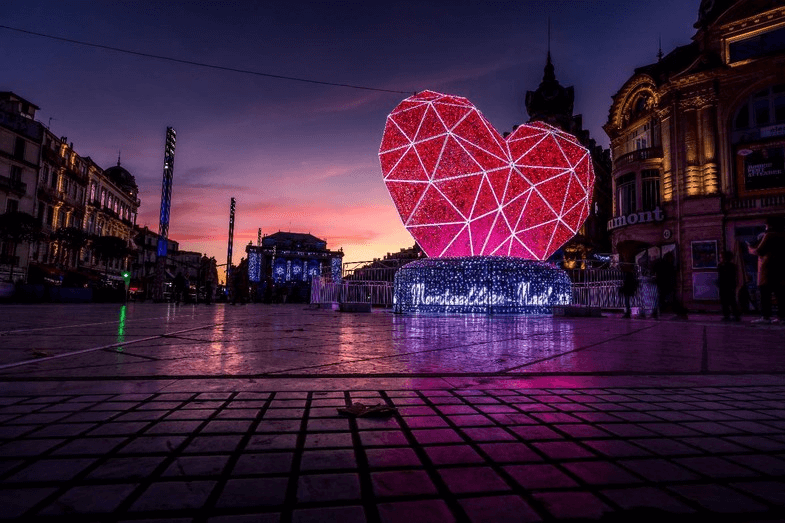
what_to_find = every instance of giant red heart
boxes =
[379,90,594,260]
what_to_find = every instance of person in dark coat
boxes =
[748,216,785,324]
[620,263,639,318]
[653,251,688,319]
[173,271,186,304]
[717,250,740,322]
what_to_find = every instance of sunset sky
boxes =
[1,1,699,277]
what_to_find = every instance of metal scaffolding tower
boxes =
[226,197,236,297]
[153,127,176,301]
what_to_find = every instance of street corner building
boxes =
[604,0,785,310]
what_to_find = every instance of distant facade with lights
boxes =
[246,232,343,286]
[604,0,785,308]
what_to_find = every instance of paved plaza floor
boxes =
[0,303,784,521]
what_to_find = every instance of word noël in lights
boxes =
[409,282,570,308]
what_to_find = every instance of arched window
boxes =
[731,83,785,143]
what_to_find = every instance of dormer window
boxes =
[728,24,785,64]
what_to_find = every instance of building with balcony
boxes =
[131,226,218,300]
[0,92,42,281]
[1,91,142,285]
[604,0,785,309]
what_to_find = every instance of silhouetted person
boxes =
[748,216,785,324]
[620,263,638,318]
[204,280,213,305]
[717,250,740,322]
[653,251,688,319]
[173,271,186,304]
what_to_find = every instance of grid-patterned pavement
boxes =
[2,385,785,522]
[1,303,785,521]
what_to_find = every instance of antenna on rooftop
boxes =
[657,35,663,61]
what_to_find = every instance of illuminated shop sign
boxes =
[607,207,665,231]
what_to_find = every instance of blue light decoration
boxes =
[248,251,261,282]
[393,257,571,314]
[331,257,342,281]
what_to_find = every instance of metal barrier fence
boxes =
[310,277,394,306]
[566,265,657,313]
[311,263,658,313]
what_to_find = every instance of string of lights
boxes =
[0,24,416,95]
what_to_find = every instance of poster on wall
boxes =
[693,272,720,301]
[737,140,785,193]
[691,240,718,269]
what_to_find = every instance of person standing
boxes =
[620,263,639,318]
[173,271,186,305]
[653,251,688,319]
[748,216,785,324]
[717,250,741,322]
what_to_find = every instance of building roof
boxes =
[633,42,703,84]
[0,91,40,111]
[103,163,138,193]
[265,232,325,244]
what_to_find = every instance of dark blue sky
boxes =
[1,0,699,265]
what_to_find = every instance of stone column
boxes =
[699,102,719,194]
[658,107,674,202]
[682,103,701,196]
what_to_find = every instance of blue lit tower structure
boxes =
[226,197,236,297]
[153,127,176,301]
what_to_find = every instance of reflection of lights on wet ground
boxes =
[116,305,126,352]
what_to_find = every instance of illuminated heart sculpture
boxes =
[380,90,594,260]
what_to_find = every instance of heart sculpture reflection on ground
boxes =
[379,90,594,260]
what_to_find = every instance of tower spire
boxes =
[657,35,663,61]
[117,150,121,166]
[547,17,551,62]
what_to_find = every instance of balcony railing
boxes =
[727,193,785,211]
[0,255,20,266]
[614,147,663,168]
[0,175,26,196]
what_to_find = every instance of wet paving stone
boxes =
[1,305,785,520]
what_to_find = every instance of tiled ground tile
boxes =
[504,463,578,489]
[299,449,356,471]
[372,469,437,497]
[215,477,288,508]
[459,495,542,522]
[130,480,216,511]
[39,483,137,515]
[6,457,95,482]
[425,445,484,465]
[365,447,422,468]
[601,486,695,513]
[532,491,613,520]
[377,499,455,523]
[297,473,361,502]
[160,452,230,476]
[292,505,366,523]
[667,484,769,513]
[438,467,510,494]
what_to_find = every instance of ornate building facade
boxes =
[1,91,140,285]
[604,0,785,309]
[246,232,344,302]
[0,92,41,281]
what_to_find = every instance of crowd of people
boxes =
[619,215,785,323]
